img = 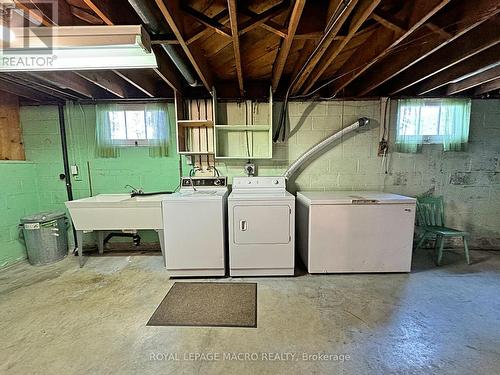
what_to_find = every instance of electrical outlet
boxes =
[377,140,388,156]
[244,162,255,176]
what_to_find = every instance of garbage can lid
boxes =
[21,211,66,224]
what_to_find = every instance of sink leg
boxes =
[97,231,105,255]
[156,229,166,268]
[76,230,84,268]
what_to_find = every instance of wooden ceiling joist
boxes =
[414,45,500,95]
[154,0,213,92]
[81,0,140,25]
[474,77,500,95]
[182,4,232,38]
[351,0,500,96]
[76,71,136,98]
[326,0,451,97]
[186,10,229,45]
[371,9,406,34]
[302,0,380,94]
[26,71,105,99]
[387,17,500,95]
[271,0,306,92]
[446,65,500,95]
[291,0,359,95]
[227,0,244,95]
[238,1,290,37]
[113,70,160,98]
[0,77,63,103]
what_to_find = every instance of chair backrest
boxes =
[416,196,445,227]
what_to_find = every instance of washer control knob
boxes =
[214,179,222,186]
[274,179,279,185]
[247,180,252,184]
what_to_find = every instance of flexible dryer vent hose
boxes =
[283,117,369,179]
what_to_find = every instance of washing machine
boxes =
[162,177,228,277]
[228,176,295,276]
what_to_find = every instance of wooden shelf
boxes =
[178,151,215,155]
[215,125,270,131]
[177,119,213,127]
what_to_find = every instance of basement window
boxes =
[108,105,159,146]
[96,103,169,158]
[395,98,471,153]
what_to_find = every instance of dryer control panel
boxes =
[232,176,286,191]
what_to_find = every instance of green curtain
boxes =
[95,103,120,158]
[440,98,471,151]
[395,99,424,153]
[395,98,471,153]
[145,103,170,157]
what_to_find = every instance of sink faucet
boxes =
[125,184,144,196]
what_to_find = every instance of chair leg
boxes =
[463,236,471,265]
[414,232,428,252]
[436,236,445,266]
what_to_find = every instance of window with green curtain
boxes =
[95,102,170,158]
[395,98,471,153]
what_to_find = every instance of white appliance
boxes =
[162,177,228,277]
[296,191,416,273]
[228,176,295,276]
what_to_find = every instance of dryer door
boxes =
[233,205,290,244]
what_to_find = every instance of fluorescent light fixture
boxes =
[0,25,158,71]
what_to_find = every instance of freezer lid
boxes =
[297,191,416,205]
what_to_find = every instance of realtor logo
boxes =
[1,0,58,54]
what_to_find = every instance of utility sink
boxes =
[65,194,170,231]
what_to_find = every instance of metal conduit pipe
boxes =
[128,0,200,87]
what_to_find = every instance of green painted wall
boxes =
[0,162,40,268]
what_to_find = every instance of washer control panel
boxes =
[232,176,286,190]
[181,177,227,187]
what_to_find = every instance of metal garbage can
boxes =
[20,212,69,266]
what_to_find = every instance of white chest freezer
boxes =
[296,191,416,273]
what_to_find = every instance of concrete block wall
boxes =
[2,98,498,268]
[0,162,40,267]
[217,99,500,248]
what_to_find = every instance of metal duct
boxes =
[127,0,200,87]
[283,117,369,179]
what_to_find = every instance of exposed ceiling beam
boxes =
[227,0,244,96]
[424,22,452,39]
[6,73,82,100]
[151,46,184,93]
[238,1,290,37]
[76,71,138,98]
[351,0,500,96]
[81,0,140,25]
[302,0,380,94]
[113,70,161,98]
[387,17,500,95]
[371,9,406,34]
[327,0,451,96]
[0,76,63,103]
[474,76,500,95]
[271,0,306,92]
[413,45,500,95]
[181,4,232,38]
[186,10,229,45]
[446,65,500,95]
[26,71,106,99]
[154,0,213,92]
[291,0,359,94]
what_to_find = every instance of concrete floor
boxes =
[1,250,499,375]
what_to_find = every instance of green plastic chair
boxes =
[415,196,470,266]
